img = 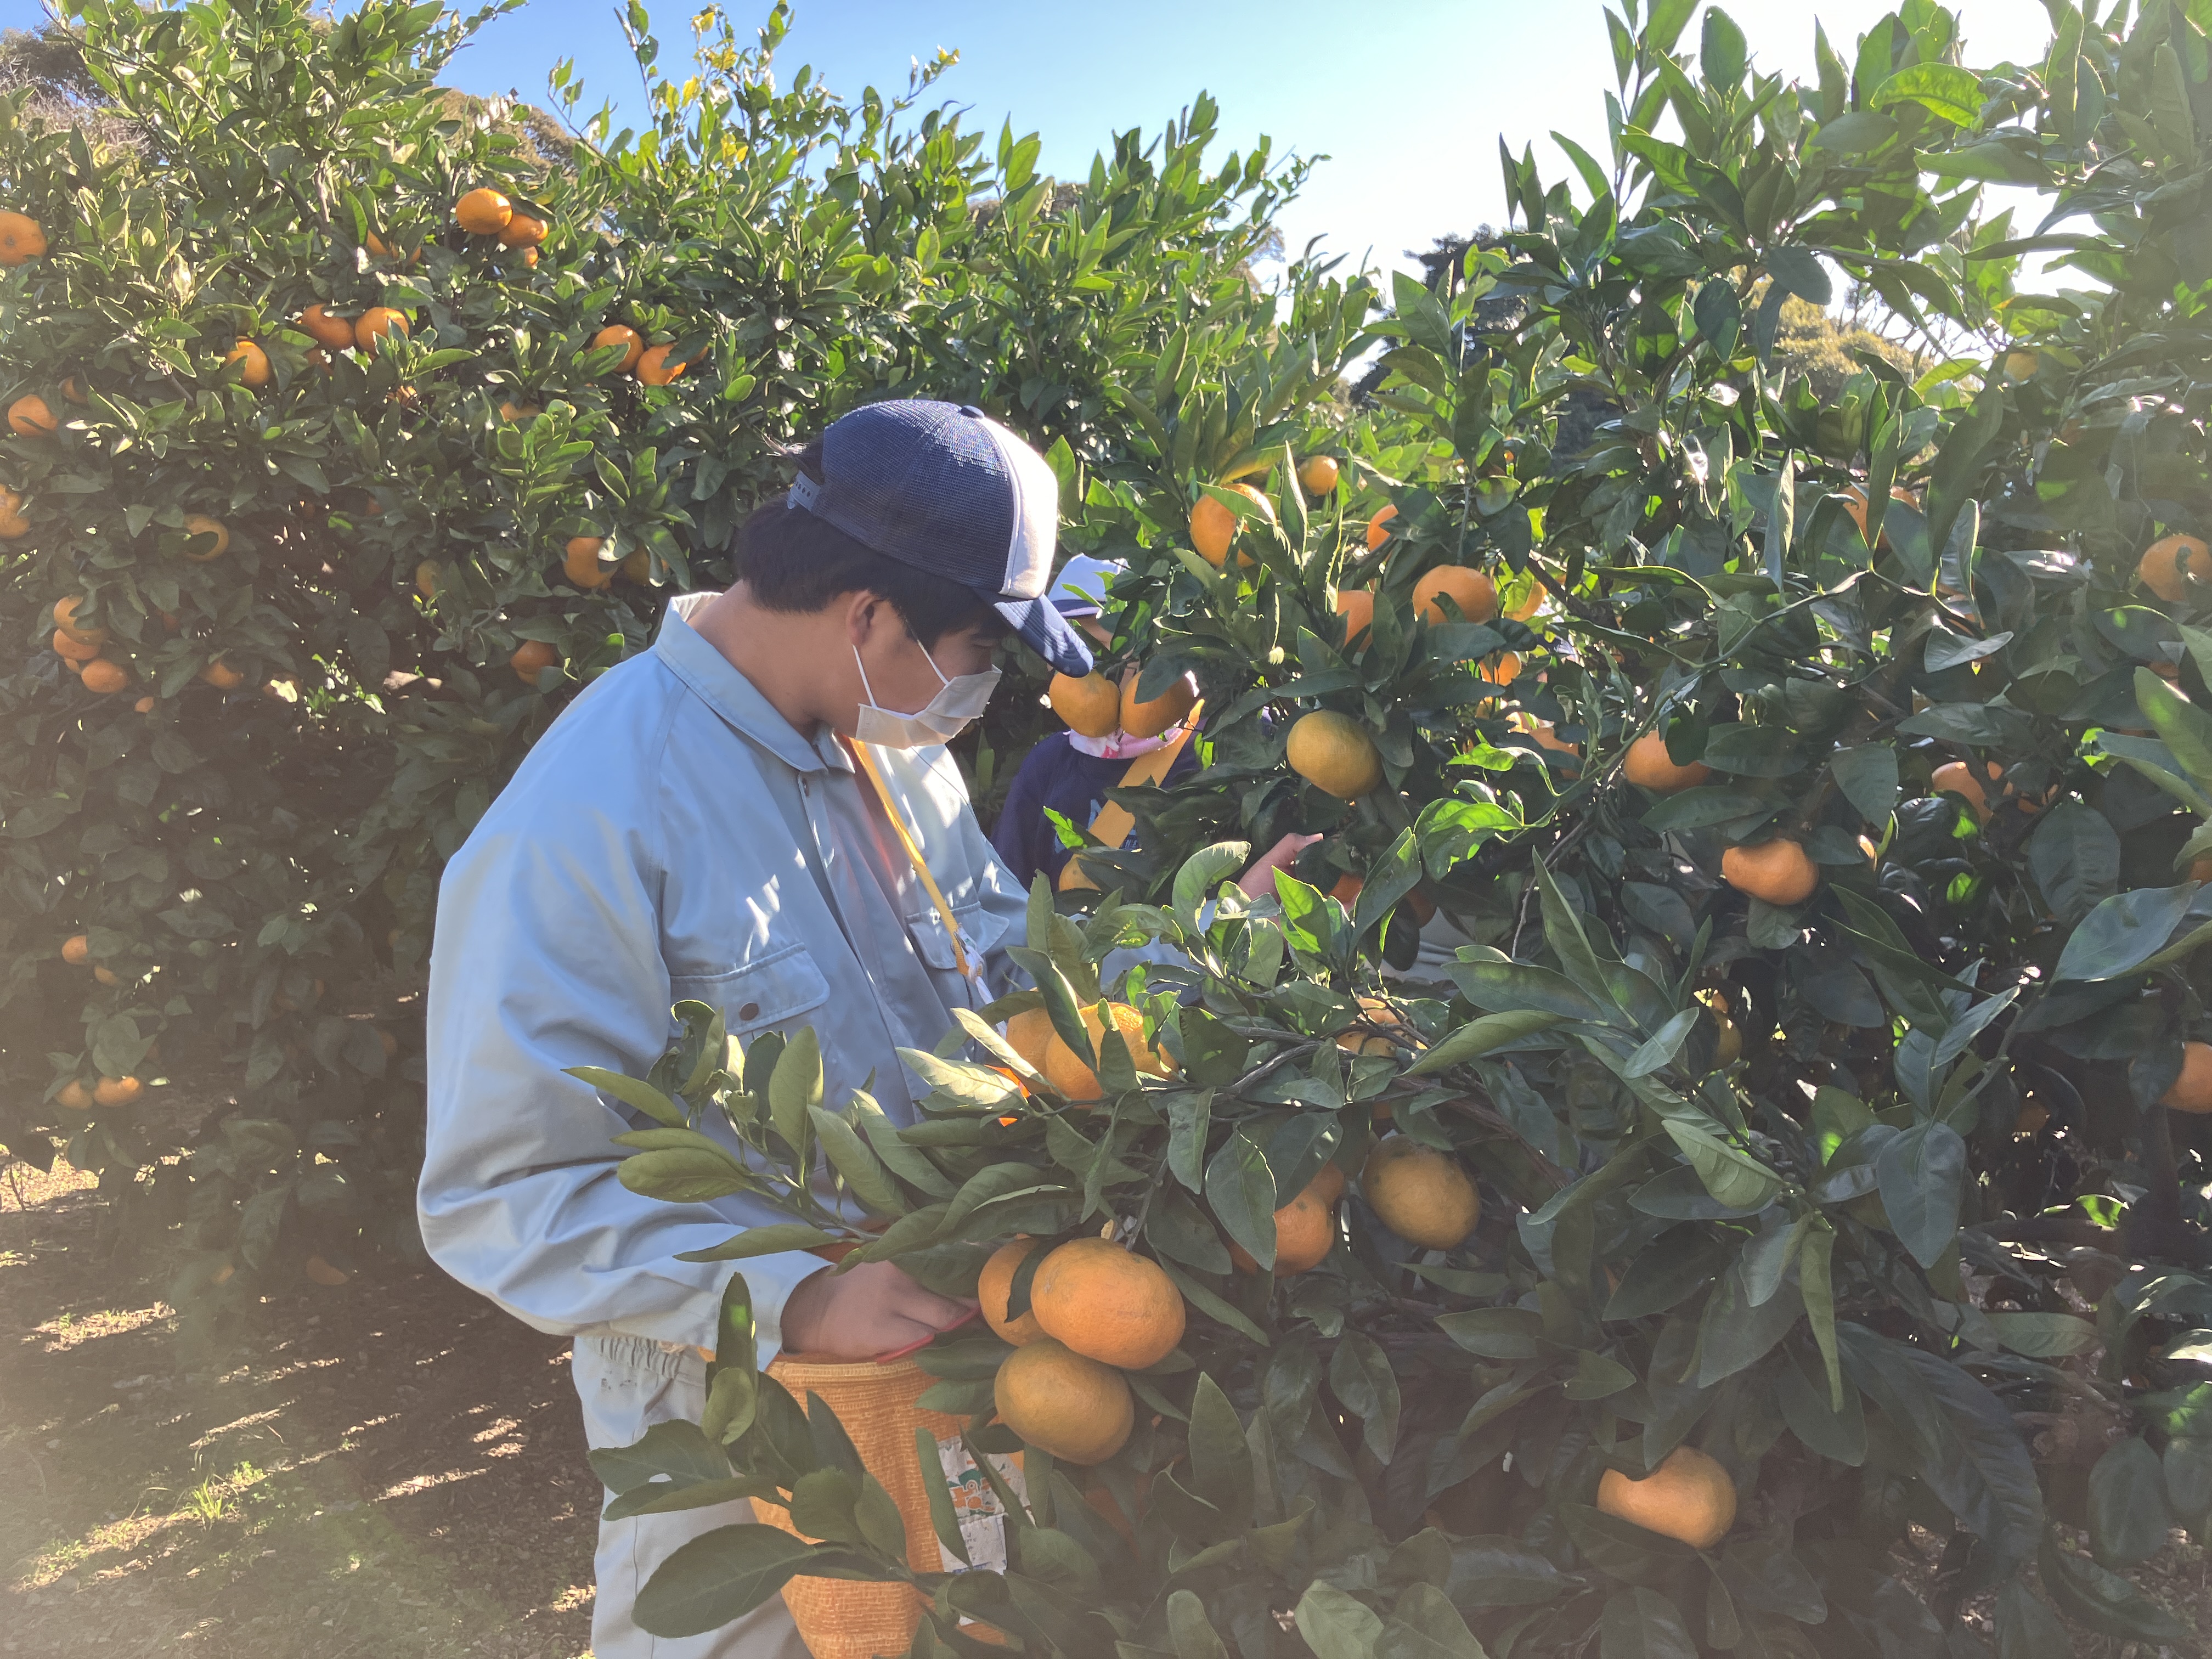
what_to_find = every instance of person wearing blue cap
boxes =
[419,402,1097,1658]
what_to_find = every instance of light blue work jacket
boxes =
[420,594,1025,1359]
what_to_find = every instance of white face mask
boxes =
[851,638,1001,748]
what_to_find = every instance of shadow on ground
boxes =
[1,1159,599,1658]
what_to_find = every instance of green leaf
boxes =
[1604,1228,1733,1320]
[1869,63,1983,126]
[675,1223,845,1263]
[809,1105,905,1216]
[2053,883,2197,983]
[2028,802,2119,927]
[1838,1324,2042,1566]
[1874,1122,1965,1269]
[1799,1224,1842,1409]
[1623,1008,1700,1079]
[1295,1584,1384,1659]
[1378,1582,1490,1659]
[2136,668,2212,794]
[1446,957,1613,1022]
[1186,1374,1255,1531]
[767,1028,822,1163]
[2039,1535,2191,1642]
[1984,1311,2096,1357]
[568,1064,685,1127]
[1829,744,1900,823]
[1327,1331,1400,1463]
[1404,1009,1562,1076]
[618,1148,751,1204]
[1173,842,1249,933]
[1167,1589,1230,1659]
[1600,1587,1697,1659]
[2087,1436,2170,1567]
[1662,1119,1781,1212]
[1205,1130,1278,1271]
[631,1524,836,1637]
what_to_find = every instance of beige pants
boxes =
[574,1335,811,1658]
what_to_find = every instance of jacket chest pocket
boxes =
[669,942,829,1038]
[904,899,1010,974]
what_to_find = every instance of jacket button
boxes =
[738,1002,760,1021]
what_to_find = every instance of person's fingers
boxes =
[891,1282,979,1328]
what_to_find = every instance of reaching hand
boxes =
[1236,831,1323,898]
[777,1258,978,1361]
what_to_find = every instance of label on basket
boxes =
[934,1434,1025,1576]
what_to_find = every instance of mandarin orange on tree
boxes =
[9,394,57,436]
[1412,564,1500,625]
[1623,732,1710,792]
[1030,1237,1186,1368]
[455,186,514,234]
[2139,533,2211,602]
[1720,838,1819,905]
[1048,672,1121,738]
[1596,1446,1737,1549]
[1362,1136,1481,1250]
[992,1339,1133,1464]
[978,1237,1046,1345]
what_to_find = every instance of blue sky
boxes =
[2,0,2057,278]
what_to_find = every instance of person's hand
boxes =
[1237,832,1323,898]
[778,1259,978,1361]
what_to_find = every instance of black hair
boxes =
[734,439,1006,648]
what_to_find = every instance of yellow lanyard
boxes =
[846,740,979,988]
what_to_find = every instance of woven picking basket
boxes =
[752,1352,977,1659]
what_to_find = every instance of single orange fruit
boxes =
[1030,1237,1187,1369]
[1286,709,1384,798]
[455,187,514,235]
[591,324,646,373]
[133,695,155,713]
[1362,1137,1481,1250]
[80,658,131,693]
[1720,839,1819,905]
[62,934,91,965]
[636,344,687,385]
[59,376,87,404]
[1042,1002,1178,1101]
[1189,483,1266,568]
[993,1338,1133,1464]
[1506,580,1547,622]
[1338,992,1415,1057]
[182,514,230,561]
[2140,534,2212,602]
[1365,503,1397,550]
[519,247,539,268]
[199,658,246,690]
[497,400,542,422]
[1839,483,1921,553]
[9,394,57,437]
[1120,670,1195,739]
[620,546,651,583]
[1298,455,1340,495]
[303,1254,351,1287]
[54,596,106,645]
[0,485,28,537]
[0,211,47,265]
[225,340,270,388]
[1310,1161,1347,1205]
[1049,672,1121,738]
[1003,1007,1056,1071]
[1412,565,1500,625]
[300,304,356,351]
[2162,1041,2212,1113]
[53,628,100,663]
[1596,1446,1737,1549]
[1623,732,1710,792]
[564,535,611,589]
[511,640,560,685]
[498,211,548,249]
[1336,588,1374,647]
[1513,708,1583,774]
[92,1074,143,1107]
[414,561,438,600]
[1228,1180,1339,1275]
[979,1238,1047,1346]
[353,307,409,356]
[56,1078,94,1110]
[1329,873,1363,909]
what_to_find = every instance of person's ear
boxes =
[843,590,883,650]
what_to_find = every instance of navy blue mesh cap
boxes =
[787,400,1093,675]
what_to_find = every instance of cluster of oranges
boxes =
[53,932,146,1110]
[1003,1002,1176,1102]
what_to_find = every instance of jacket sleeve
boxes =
[419,795,821,1358]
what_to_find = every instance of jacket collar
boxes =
[653,592,853,776]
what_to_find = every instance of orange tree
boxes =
[596,3,2212,1654]
[0,0,1358,1313]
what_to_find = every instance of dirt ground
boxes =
[0,1156,601,1659]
